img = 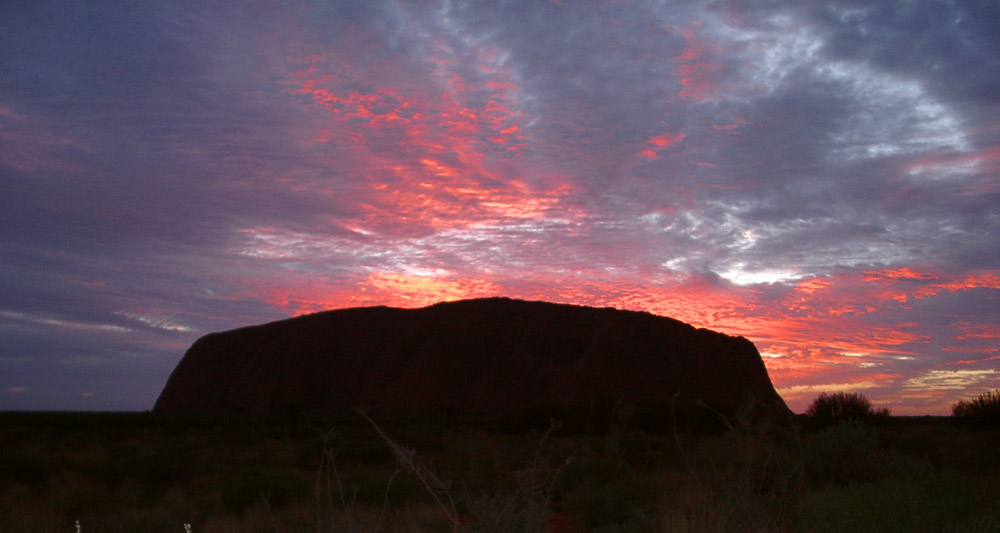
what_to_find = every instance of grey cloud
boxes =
[814,2,1000,103]
[2,0,999,412]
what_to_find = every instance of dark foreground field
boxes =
[1,411,998,532]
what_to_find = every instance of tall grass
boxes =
[1,405,998,532]
[358,410,462,531]
[665,397,804,532]
[309,411,574,532]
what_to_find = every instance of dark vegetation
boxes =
[952,389,1000,428]
[803,391,891,430]
[2,397,999,532]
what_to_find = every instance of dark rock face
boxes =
[153,298,790,428]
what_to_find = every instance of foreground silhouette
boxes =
[154,297,789,429]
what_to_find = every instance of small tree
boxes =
[952,389,1000,428]
[805,391,890,429]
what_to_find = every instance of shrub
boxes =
[805,392,890,429]
[952,389,1000,428]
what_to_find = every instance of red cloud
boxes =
[639,132,685,159]
[281,47,570,233]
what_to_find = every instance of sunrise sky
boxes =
[2,1,999,414]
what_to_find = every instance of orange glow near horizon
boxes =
[240,262,1000,415]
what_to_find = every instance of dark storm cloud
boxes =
[815,1,1000,104]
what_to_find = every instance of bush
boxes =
[952,389,1000,428]
[805,392,890,429]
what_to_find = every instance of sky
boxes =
[2,1,999,415]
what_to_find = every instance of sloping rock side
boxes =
[153,298,790,428]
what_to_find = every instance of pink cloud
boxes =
[675,23,724,102]
[639,132,685,159]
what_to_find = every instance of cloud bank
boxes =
[2,1,998,413]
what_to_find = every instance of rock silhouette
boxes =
[153,298,789,429]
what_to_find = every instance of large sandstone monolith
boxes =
[153,298,790,429]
